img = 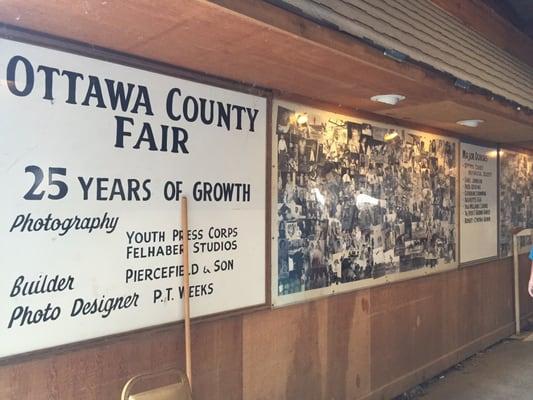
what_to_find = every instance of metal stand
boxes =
[512,228,533,335]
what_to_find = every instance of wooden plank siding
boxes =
[0,257,521,399]
[432,0,533,67]
[268,0,533,109]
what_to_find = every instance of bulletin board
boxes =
[272,100,459,306]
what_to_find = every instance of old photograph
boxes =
[499,150,533,257]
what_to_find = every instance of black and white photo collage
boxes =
[499,151,533,257]
[275,103,458,298]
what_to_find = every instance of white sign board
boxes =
[460,142,498,263]
[0,38,266,357]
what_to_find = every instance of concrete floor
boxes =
[407,334,533,399]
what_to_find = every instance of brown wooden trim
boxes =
[460,256,500,269]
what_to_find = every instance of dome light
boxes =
[456,119,484,128]
[370,94,406,105]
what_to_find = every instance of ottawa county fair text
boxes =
[5,53,258,236]
[2,51,259,332]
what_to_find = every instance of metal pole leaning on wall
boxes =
[513,232,520,335]
[181,197,193,389]
[512,228,533,335]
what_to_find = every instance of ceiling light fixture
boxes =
[370,94,406,105]
[296,113,308,125]
[456,119,484,128]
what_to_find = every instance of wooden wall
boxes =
[0,2,531,399]
[1,255,529,400]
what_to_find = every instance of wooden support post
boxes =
[181,197,192,388]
